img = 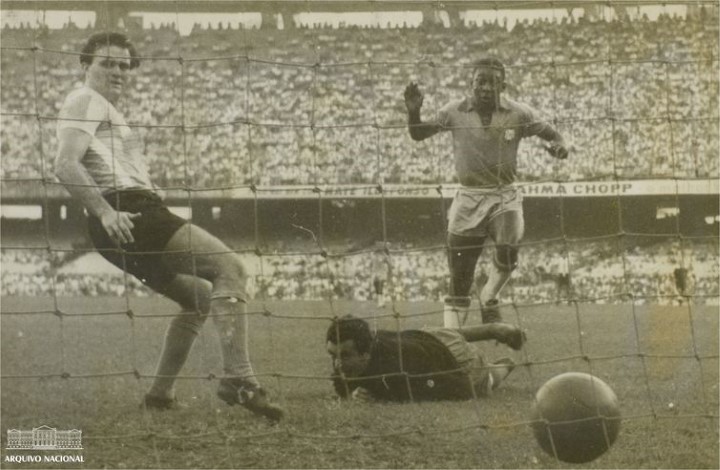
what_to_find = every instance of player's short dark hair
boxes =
[471,57,505,80]
[326,315,373,354]
[80,31,140,69]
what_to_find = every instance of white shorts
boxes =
[447,186,523,238]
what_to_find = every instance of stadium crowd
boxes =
[1,12,717,307]
[1,11,718,187]
[0,248,149,296]
[3,238,717,305]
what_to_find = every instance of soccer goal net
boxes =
[1,1,718,468]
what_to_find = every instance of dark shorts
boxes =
[421,328,491,396]
[87,190,187,290]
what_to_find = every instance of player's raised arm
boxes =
[404,82,441,141]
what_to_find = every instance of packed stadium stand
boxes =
[1,11,718,187]
[3,238,718,305]
[1,11,718,305]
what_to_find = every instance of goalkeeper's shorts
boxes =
[87,189,187,291]
[447,185,523,238]
[422,327,492,397]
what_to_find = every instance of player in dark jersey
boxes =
[326,315,525,402]
[404,57,568,327]
[54,32,282,421]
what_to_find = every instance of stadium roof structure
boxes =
[0,0,704,12]
[3,0,707,30]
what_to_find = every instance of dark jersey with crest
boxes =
[332,329,475,401]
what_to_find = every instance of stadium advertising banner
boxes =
[171,179,720,200]
[2,179,717,203]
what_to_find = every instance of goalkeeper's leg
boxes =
[445,233,485,327]
[458,323,526,350]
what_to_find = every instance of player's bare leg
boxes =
[159,224,284,421]
[445,234,484,327]
[480,211,524,323]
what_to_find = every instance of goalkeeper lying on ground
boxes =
[326,315,526,402]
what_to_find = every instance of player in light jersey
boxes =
[404,57,568,327]
[54,32,283,421]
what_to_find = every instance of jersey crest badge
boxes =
[504,129,516,141]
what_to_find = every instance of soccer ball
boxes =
[530,372,621,463]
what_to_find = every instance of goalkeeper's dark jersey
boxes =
[333,329,475,402]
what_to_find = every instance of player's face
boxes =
[84,45,132,104]
[472,67,505,108]
[327,339,370,378]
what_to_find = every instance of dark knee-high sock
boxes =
[148,313,205,398]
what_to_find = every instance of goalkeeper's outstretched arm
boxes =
[404,82,441,141]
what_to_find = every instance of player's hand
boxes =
[100,210,141,245]
[404,82,424,113]
[544,141,569,160]
[351,387,372,403]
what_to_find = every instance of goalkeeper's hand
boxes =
[543,141,569,160]
[404,82,424,113]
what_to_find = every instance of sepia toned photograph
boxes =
[0,1,718,468]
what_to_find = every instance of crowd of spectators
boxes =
[3,238,717,305]
[1,11,718,187]
[2,13,717,305]
[0,248,149,296]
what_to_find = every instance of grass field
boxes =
[1,296,718,469]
